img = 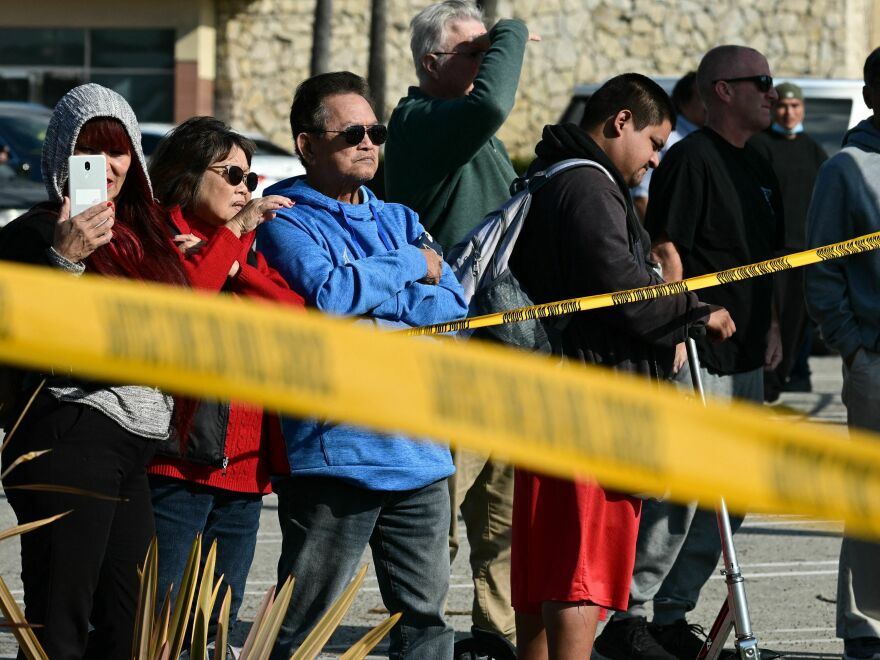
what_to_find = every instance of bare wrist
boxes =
[226,218,244,237]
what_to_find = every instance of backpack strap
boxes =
[528,158,614,194]
[523,159,614,347]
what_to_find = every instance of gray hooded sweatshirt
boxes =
[805,118,880,360]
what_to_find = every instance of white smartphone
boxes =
[68,155,107,216]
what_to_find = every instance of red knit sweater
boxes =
[147,207,304,493]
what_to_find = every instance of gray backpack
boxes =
[446,158,613,352]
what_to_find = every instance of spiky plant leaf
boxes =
[191,541,221,659]
[290,565,369,660]
[0,575,47,659]
[191,609,208,660]
[245,575,295,660]
[0,511,70,543]
[239,584,276,659]
[168,534,202,660]
[339,612,402,660]
[132,538,158,660]
[3,484,123,501]
[0,450,51,480]
[213,585,232,660]
[148,587,172,659]
[0,378,45,452]
[156,640,171,660]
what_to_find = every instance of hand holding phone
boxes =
[68,155,107,216]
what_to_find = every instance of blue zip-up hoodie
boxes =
[806,119,880,360]
[258,176,468,490]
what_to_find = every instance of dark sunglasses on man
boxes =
[310,124,388,146]
[207,164,259,192]
[713,74,774,93]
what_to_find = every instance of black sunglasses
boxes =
[312,124,388,146]
[208,164,259,192]
[713,75,774,93]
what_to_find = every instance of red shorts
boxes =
[511,468,641,615]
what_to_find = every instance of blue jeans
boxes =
[149,476,262,631]
[270,476,453,660]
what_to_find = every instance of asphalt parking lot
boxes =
[0,355,856,658]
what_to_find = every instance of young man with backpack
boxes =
[507,73,735,660]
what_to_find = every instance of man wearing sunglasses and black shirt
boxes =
[594,46,784,660]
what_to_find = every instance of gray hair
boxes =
[42,83,149,203]
[410,0,484,83]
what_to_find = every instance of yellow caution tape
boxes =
[406,231,880,336]
[0,234,879,539]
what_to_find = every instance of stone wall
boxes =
[215,0,870,158]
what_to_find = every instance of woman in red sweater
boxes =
[146,116,304,637]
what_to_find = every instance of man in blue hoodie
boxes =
[257,71,468,660]
[805,48,880,660]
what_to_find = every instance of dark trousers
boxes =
[270,476,453,660]
[2,392,157,660]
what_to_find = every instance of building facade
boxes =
[2,0,879,157]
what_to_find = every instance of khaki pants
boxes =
[448,449,516,642]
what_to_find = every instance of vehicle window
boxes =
[140,133,164,158]
[253,139,293,157]
[0,28,174,122]
[0,114,49,160]
[559,96,589,125]
[804,98,853,155]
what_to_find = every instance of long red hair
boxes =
[75,118,195,433]
[75,118,187,286]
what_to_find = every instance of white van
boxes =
[559,77,870,156]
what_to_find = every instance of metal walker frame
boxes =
[686,334,762,660]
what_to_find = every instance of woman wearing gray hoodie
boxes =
[0,84,189,659]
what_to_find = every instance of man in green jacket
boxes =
[384,0,537,645]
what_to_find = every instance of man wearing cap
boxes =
[806,47,880,660]
[751,82,827,401]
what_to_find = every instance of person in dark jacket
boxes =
[597,46,784,660]
[146,116,304,645]
[508,73,735,660]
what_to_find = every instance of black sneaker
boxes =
[844,636,880,659]
[650,619,738,659]
[593,616,677,660]
[651,619,708,658]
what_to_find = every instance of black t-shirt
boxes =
[749,130,827,250]
[646,127,783,374]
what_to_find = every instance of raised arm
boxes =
[401,19,530,171]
